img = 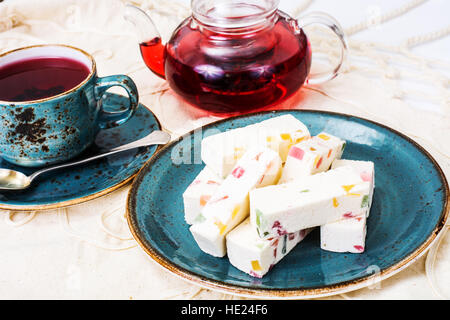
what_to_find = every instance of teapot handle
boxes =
[297,11,348,85]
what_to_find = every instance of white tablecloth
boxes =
[0,0,449,300]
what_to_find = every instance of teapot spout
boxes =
[124,4,166,79]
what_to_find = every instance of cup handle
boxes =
[297,11,348,85]
[94,75,139,129]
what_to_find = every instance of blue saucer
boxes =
[127,110,449,299]
[0,93,161,211]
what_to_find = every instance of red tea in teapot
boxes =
[140,17,311,115]
[140,37,166,79]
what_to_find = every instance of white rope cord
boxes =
[24,19,134,39]
[9,0,189,41]
[189,288,205,299]
[303,86,395,125]
[98,207,134,241]
[291,0,314,18]
[160,290,193,300]
[121,63,147,76]
[4,211,36,227]
[346,37,450,70]
[425,225,450,300]
[91,49,114,61]
[220,293,234,300]
[339,293,355,300]
[304,22,450,114]
[344,0,429,36]
[121,0,191,22]
[303,23,450,161]
[305,84,450,165]
[306,23,450,65]
[304,84,450,167]
[0,32,46,48]
[405,24,450,48]
[0,13,24,32]
[308,24,450,72]
[155,86,183,136]
[143,88,170,96]
[58,208,137,251]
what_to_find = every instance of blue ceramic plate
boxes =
[127,110,449,299]
[0,93,161,211]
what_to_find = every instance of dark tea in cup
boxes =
[0,44,139,167]
[0,57,90,102]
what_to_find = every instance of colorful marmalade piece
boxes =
[342,184,362,197]
[233,147,246,161]
[190,147,282,257]
[317,133,331,141]
[333,198,340,208]
[226,218,313,278]
[288,146,305,160]
[232,166,245,179]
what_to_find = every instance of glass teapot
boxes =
[125,0,347,115]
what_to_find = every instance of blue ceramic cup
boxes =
[0,44,139,167]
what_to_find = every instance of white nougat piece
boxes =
[320,159,375,254]
[182,166,223,225]
[279,132,346,184]
[226,218,312,278]
[321,214,367,253]
[201,115,310,178]
[190,148,282,257]
[331,159,375,217]
[250,166,371,239]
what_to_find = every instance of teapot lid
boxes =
[192,0,279,29]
